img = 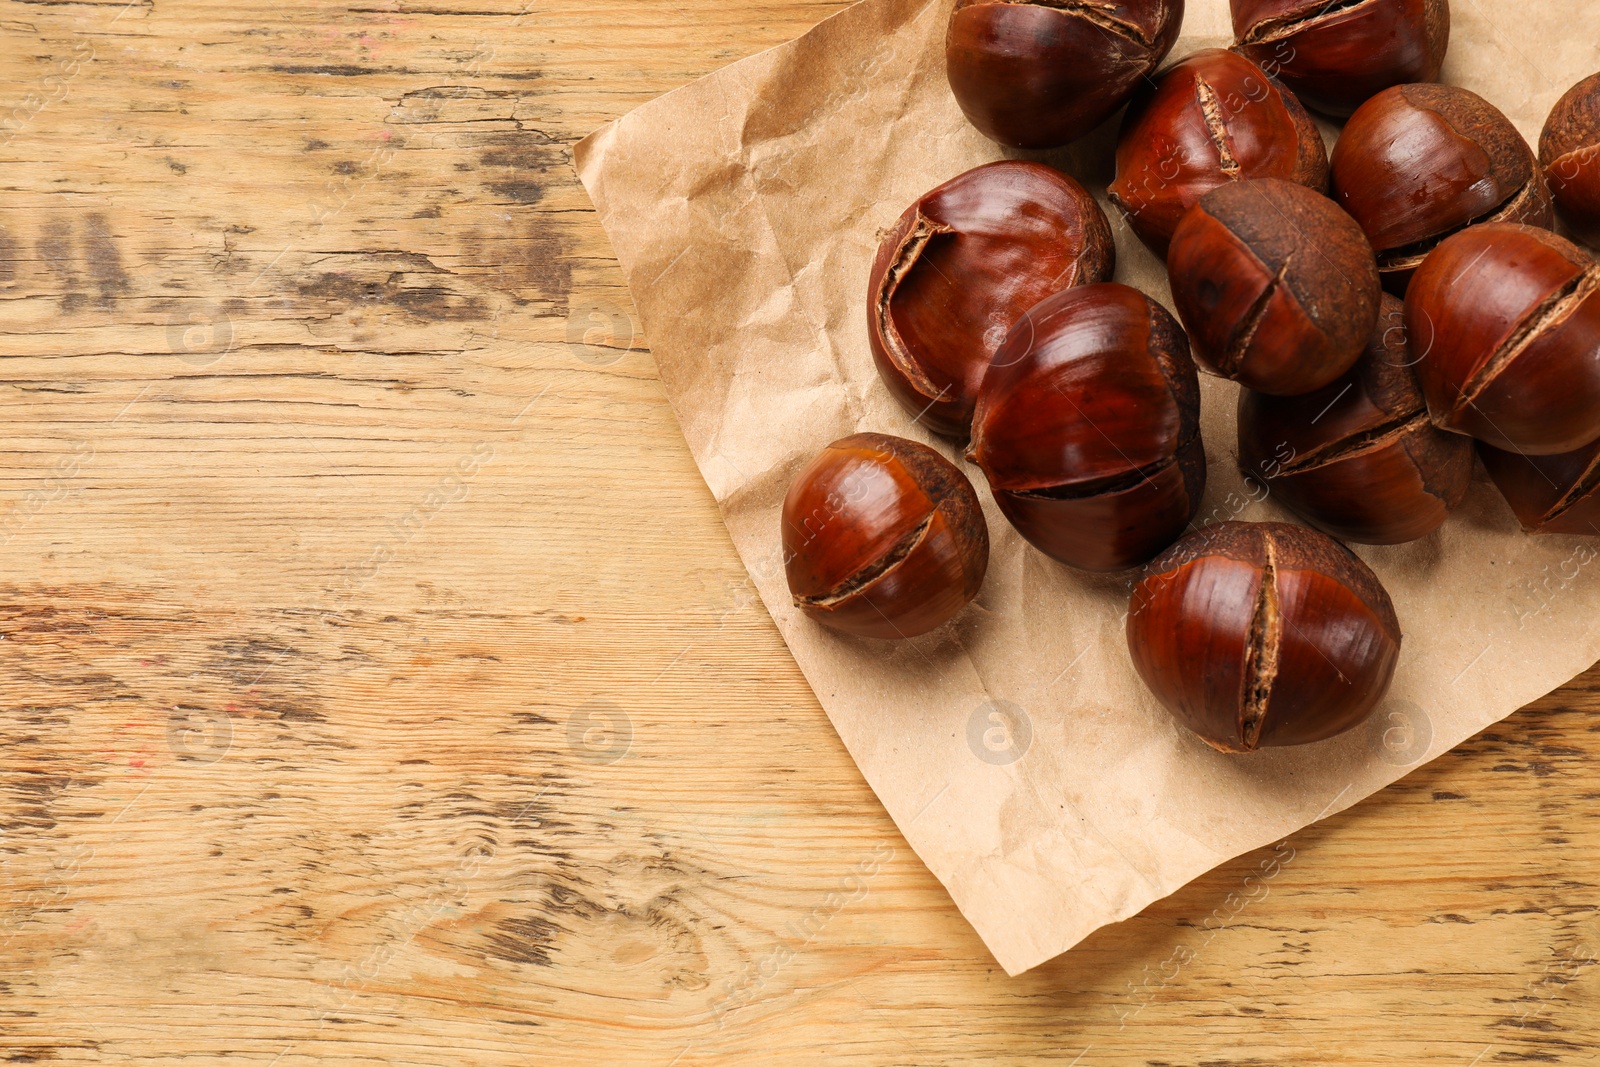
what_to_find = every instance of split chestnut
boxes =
[1238,295,1473,544]
[1108,48,1328,259]
[868,161,1115,439]
[965,283,1205,572]
[1230,0,1451,118]
[1404,223,1600,456]
[1480,438,1600,536]
[1167,178,1380,396]
[1127,522,1402,753]
[1332,84,1553,293]
[946,0,1185,150]
[782,433,989,640]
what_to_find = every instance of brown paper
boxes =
[575,0,1600,975]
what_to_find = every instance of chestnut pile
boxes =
[781,0,1600,755]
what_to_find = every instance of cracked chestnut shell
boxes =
[1331,84,1554,294]
[1108,48,1329,259]
[1127,521,1402,752]
[1540,72,1600,248]
[1168,178,1380,396]
[1480,437,1600,536]
[1238,295,1474,544]
[965,283,1205,571]
[1231,0,1451,118]
[946,0,1185,150]
[782,433,989,640]
[1405,223,1600,456]
[868,161,1115,439]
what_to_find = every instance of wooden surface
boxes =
[2,1,1599,1064]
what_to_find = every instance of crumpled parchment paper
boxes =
[575,0,1600,975]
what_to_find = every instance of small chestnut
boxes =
[946,0,1185,150]
[869,161,1115,439]
[1168,178,1381,396]
[1127,521,1403,753]
[1540,72,1600,248]
[1230,0,1450,118]
[1108,48,1329,259]
[782,433,989,640]
[1331,84,1554,293]
[966,283,1205,571]
[1238,295,1474,544]
[1405,223,1600,456]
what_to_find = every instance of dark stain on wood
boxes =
[0,225,16,287]
[486,179,546,205]
[81,214,131,309]
[35,220,82,313]
[484,915,560,966]
[295,269,488,323]
[479,130,560,207]
[461,223,571,311]
[28,216,131,310]
[264,64,406,77]
[201,634,326,724]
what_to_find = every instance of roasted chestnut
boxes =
[965,283,1205,571]
[782,433,989,639]
[1480,437,1600,536]
[869,161,1115,439]
[1238,295,1474,544]
[1168,178,1380,395]
[1127,521,1402,752]
[1405,222,1600,456]
[1540,72,1600,248]
[1230,0,1450,118]
[946,0,1185,150]
[1331,84,1554,294]
[1108,48,1329,259]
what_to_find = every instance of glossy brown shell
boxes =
[782,433,989,639]
[947,0,1185,149]
[1332,84,1553,293]
[1127,521,1402,752]
[966,283,1205,571]
[868,161,1115,439]
[1540,72,1600,248]
[1231,0,1450,117]
[1107,48,1329,259]
[1168,178,1381,395]
[1479,438,1600,536]
[1405,223,1600,455]
[1238,294,1473,544]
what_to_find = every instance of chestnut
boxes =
[1331,84,1554,294]
[1127,521,1402,753]
[782,433,989,640]
[1107,48,1329,259]
[965,283,1205,571]
[1480,437,1600,536]
[1238,295,1474,544]
[1540,72,1600,248]
[869,161,1115,439]
[1404,223,1600,456]
[1230,0,1450,118]
[946,0,1185,150]
[1168,178,1380,396]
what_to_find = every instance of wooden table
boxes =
[2,2,1598,1063]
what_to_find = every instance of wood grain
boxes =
[1,1,1598,1064]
